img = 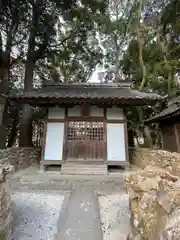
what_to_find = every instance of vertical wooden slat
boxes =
[66,119,105,162]
[62,108,68,162]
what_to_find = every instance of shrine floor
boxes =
[9,166,131,240]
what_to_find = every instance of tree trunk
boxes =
[143,125,153,148]
[137,107,153,148]
[114,44,121,81]
[19,60,34,147]
[0,68,9,149]
[135,1,153,147]
[0,24,14,148]
[156,27,172,97]
[167,69,172,97]
[7,126,18,147]
[136,0,147,91]
[7,108,19,147]
[19,104,33,147]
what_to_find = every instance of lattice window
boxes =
[67,121,104,141]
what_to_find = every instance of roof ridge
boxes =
[42,80,133,88]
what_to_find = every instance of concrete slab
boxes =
[57,189,103,240]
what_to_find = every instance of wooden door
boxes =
[65,120,106,161]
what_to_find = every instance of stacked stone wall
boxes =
[0,167,13,240]
[129,147,180,168]
[126,148,180,239]
[0,147,41,170]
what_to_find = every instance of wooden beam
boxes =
[41,160,63,165]
[124,114,129,165]
[174,124,180,153]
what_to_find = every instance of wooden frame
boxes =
[106,119,125,123]
[124,113,129,165]
[107,161,128,166]
[42,160,63,165]
[160,122,179,153]
[105,108,129,165]
[103,108,107,162]
[67,116,105,121]
[40,106,129,168]
[40,111,48,168]
[47,107,65,120]
[47,119,65,123]
[62,108,68,163]
[40,108,66,167]
[64,118,106,162]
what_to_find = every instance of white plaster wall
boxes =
[68,106,81,116]
[44,122,64,161]
[90,106,104,117]
[68,106,104,117]
[48,107,65,119]
[107,123,126,161]
[107,107,124,120]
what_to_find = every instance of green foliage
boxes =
[1,0,180,147]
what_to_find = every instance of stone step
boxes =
[61,163,107,175]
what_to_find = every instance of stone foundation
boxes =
[0,147,41,171]
[129,147,180,168]
[0,167,13,240]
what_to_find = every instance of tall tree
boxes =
[94,0,134,82]
[120,0,180,146]
[19,0,57,146]
[19,0,108,146]
[0,0,28,148]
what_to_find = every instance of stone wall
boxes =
[125,165,180,240]
[0,147,41,171]
[129,147,180,169]
[0,167,13,240]
[125,148,180,239]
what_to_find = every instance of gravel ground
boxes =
[11,192,64,240]
[9,167,129,239]
[98,194,131,240]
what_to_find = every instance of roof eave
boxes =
[145,109,180,124]
[10,96,163,107]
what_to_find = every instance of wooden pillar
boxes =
[174,124,180,153]
[159,123,164,150]
[123,110,130,169]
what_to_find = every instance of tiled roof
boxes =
[10,82,164,106]
[145,96,180,123]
